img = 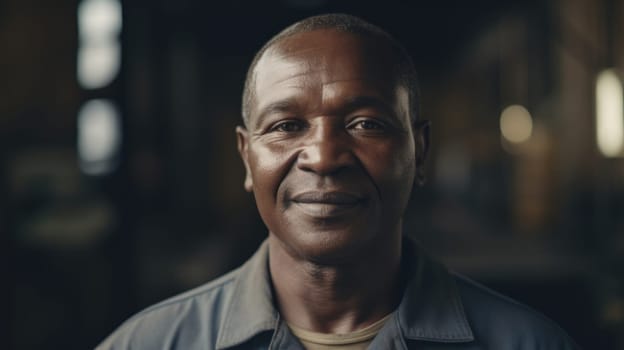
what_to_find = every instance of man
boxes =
[98,14,579,349]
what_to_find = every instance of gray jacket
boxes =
[97,239,580,349]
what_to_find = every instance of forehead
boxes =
[249,30,405,121]
[265,29,394,69]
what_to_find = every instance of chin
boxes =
[282,228,377,265]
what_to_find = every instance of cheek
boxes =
[361,139,416,188]
[358,138,416,221]
[248,143,296,205]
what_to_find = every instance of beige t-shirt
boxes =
[287,314,392,350]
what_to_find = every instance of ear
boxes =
[236,126,253,192]
[413,119,430,186]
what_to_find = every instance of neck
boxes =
[268,232,403,334]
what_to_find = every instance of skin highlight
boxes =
[237,29,429,333]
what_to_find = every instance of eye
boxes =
[349,118,386,131]
[269,120,305,133]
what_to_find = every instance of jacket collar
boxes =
[216,238,474,349]
[216,240,277,349]
[396,241,474,342]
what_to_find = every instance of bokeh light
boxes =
[595,69,624,158]
[77,99,121,175]
[500,104,533,144]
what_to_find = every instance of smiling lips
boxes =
[290,191,365,218]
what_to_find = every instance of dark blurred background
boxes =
[2,0,624,348]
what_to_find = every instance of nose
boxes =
[296,119,357,175]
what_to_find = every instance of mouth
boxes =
[290,191,366,218]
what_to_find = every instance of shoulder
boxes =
[96,268,240,350]
[452,273,580,349]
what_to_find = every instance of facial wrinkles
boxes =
[254,35,396,121]
[264,80,405,199]
[262,38,371,86]
[251,54,310,129]
[316,83,386,199]
[319,79,415,185]
[238,30,425,270]
[250,35,416,217]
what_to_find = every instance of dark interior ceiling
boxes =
[136,0,544,70]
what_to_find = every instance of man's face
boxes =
[237,30,427,262]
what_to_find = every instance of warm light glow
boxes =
[77,41,120,89]
[596,69,624,157]
[77,0,122,89]
[500,105,533,144]
[78,99,121,175]
[78,0,122,41]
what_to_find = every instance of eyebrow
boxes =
[253,94,398,128]
[254,98,301,127]
[340,95,395,116]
